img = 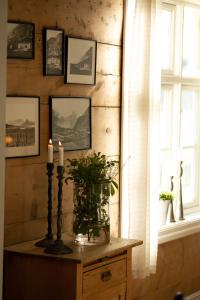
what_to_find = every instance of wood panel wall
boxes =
[5,0,123,246]
[132,232,200,300]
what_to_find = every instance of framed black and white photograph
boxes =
[7,21,35,59]
[65,37,97,85]
[43,28,64,76]
[49,96,91,151]
[5,96,40,158]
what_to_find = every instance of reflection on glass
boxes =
[161,9,173,70]
[182,7,200,77]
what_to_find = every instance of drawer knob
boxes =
[101,270,112,282]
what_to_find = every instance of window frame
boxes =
[161,0,200,216]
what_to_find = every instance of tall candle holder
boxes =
[45,166,73,255]
[35,162,55,247]
[178,161,185,221]
[169,175,176,223]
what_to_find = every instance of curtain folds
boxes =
[121,0,161,278]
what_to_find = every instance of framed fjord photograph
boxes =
[43,28,64,76]
[49,96,91,151]
[7,21,35,59]
[65,37,97,85]
[5,96,40,158]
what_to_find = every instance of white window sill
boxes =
[158,213,200,244]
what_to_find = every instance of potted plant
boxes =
[65,152,118,245]
[159,191,174,201]
[159,191,174,225]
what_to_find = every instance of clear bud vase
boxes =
[73,183,110,245]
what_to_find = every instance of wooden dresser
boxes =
[3,237,142,300]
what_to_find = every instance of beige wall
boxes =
[5,0,122,245]
[0,0,7,298]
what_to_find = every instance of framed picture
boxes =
[65,37,97,85]
[43,28,64,76]
[49,96,91,151]
[7,21,35,59]
[5,96,40,158]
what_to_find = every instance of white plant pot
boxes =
[159,201,170,226]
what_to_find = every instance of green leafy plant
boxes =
[65,152,119,242]
[159,191,174,201]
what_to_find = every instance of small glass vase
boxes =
[73,183,110,245]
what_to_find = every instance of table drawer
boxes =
[83,258,126,297]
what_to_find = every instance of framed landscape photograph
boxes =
[49,96,91,151]
[43,28,64,76]
[65,37,97,85]
[7,21,35,59]
[5,96,40,158]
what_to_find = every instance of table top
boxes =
[4,236,143,265]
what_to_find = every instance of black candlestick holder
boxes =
[45,166,73,255]
[35,162,55,248]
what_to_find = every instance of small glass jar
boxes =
[73,183,110,245]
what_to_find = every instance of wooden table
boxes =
[3,237,142,300]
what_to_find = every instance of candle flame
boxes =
[49,139,52,145]
[58,141,62,146]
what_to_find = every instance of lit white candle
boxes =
[58,141,64,166]
[48,139,53,163]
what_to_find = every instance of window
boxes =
[160,1,200,215]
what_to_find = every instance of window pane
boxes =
[181,148,198,206]
[181,89,198,146]
[160,150,171,190]
[182,7,200,77]
[161,7,174,71]
[161,87,173,149]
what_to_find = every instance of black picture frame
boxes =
[49,96,92,151]
[5,96,40,158]
[43,28,65,76]
[7,21,35,59]
[65,36,97,85]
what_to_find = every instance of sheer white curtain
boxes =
[121,0,161,278]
